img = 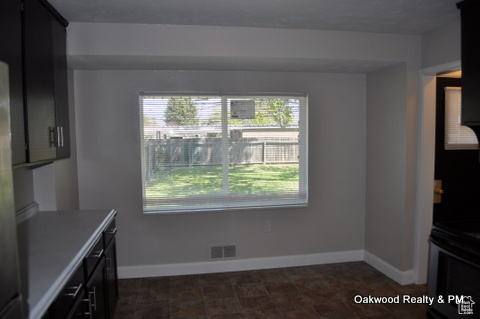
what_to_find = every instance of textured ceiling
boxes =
[48,0,460,35]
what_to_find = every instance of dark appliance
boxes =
[0,61,23,318]
[428,220,480,318]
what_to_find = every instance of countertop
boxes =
[16,209,116,319]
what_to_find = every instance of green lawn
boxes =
[146,164,299,197]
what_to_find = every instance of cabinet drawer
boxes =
[84,237,104,279]
[65,290,87,319]
[48,264,84,319]
[103,218,117,247]
[86,258,107,319]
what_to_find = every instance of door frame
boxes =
[414,60,461,284]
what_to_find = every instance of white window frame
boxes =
[140,92,308,214]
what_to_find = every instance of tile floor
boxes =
[114,261,429,319]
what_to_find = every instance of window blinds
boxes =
[140,93,308,213]
[444,87,478,150]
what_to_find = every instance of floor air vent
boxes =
[210,245,237,259]
[223,245,236,258]
[210,246,224,259]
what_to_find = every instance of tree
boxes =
[268,99,292,128]
[143,115,156,127]
[164,97,198,125]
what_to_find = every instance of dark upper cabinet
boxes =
[52,18,70,159]
[0,0,69,166]
[0,0,26,165]
[23,0,57,162]
[457,0,480,141]
[23,0,70,163]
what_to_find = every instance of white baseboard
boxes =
[118,250,364,279]
[364,250,415,285]
[118,250,415,285]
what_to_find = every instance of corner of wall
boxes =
[364,250,415,285]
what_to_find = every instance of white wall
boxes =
[67,23,423,279]
[421,20,461,69]
[67,23,419,73]
[366,63,412,270]
[13,168,34,212]
[74,70,367,274]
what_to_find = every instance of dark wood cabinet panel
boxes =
[52,18,70,159]
[48,265,85,319]
[1,0,69,166]
[457,0,480,141]
[84,237,104,279]
[65,291,87,319]
[0,0,26,165]
[86,258,108,319]
[105,239,119,318]
[23,0,57,163]
[46,216,118,319]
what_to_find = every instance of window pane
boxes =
[142,96,224,209]
[140,94,307,213]
[227,97,300,199]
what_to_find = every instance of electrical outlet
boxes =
[264,220,272,232]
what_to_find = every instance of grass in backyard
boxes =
[146,163,299,198]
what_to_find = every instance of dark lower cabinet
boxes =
[48,264,85,319]
[65,291,87,319]
[85,259,107,319]
[46,217,118,319]
[105,239,119,318]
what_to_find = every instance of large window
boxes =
[140,93,308,213]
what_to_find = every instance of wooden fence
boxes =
[144,137,298,181]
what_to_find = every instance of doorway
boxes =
[433,77,480,223]
[414,61,460,284]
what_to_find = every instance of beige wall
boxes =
[366,63,413,271]
[74,70,367,271]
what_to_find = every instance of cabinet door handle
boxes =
[89,287,97,311]
[49,127,58,147]
[90,249,104,258]
[107,227,117,235]
[56,127,61,148]
[49,127,65,148]
[59,126,64,147]
[65,283,83,298]
[83,297,93,319]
